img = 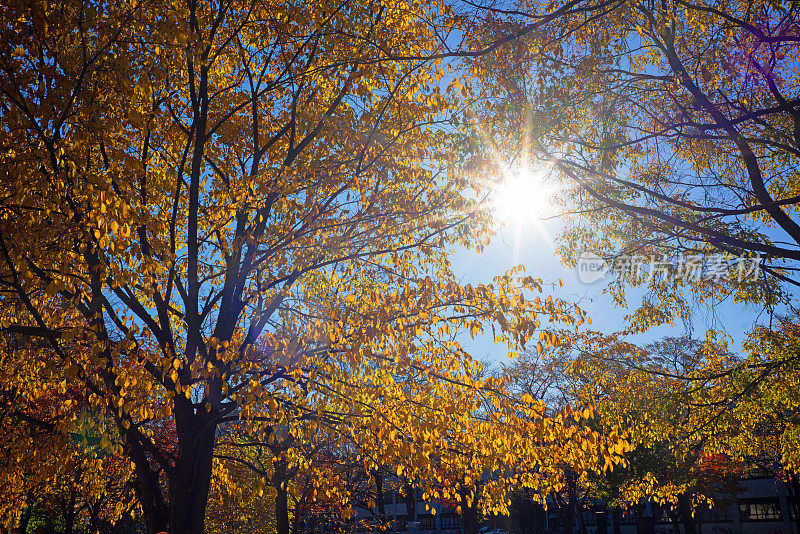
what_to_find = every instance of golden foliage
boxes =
[0,0,626,532]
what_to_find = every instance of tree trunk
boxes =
[567,473,586,534]
[275,460,291,534]
[63,485,77,534]
[555,494,573,534]
[276,484,290,534]
[463,505,478,534]
[88,498,103,534]
[375,471,386,523]
[461,488,480,534]
[168,408,217,534]
[404,482,417,522]
[575,510,588,534]
[677,494,697,534]
[125,431,169,534]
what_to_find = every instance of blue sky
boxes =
[450,218,763,364]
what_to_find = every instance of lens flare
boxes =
[491,163,557,225]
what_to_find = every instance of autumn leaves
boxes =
[5,0,796,533]
[0,0,627,532]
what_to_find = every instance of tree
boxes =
[503,343,622,534]
[700,317,800,534]
[575,336,751,532]
[0,432,135,533]
[0,340,136,532]
[0,1,628,533]
[503,334,753,534]
[714,319,800,472]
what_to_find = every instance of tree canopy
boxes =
[0,0,629,532]
[468,0,800,329]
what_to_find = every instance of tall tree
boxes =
[707,319,800,484]
[504,334,751,532]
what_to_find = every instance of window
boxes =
[418,514,436,531]
[739,500,782,521]
[742,458,774,479]
[789,498,800,522]
[743,464,773,479]
[440,513,462,530]
[699,504,735,522]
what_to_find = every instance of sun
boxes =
[490,163,558,226]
